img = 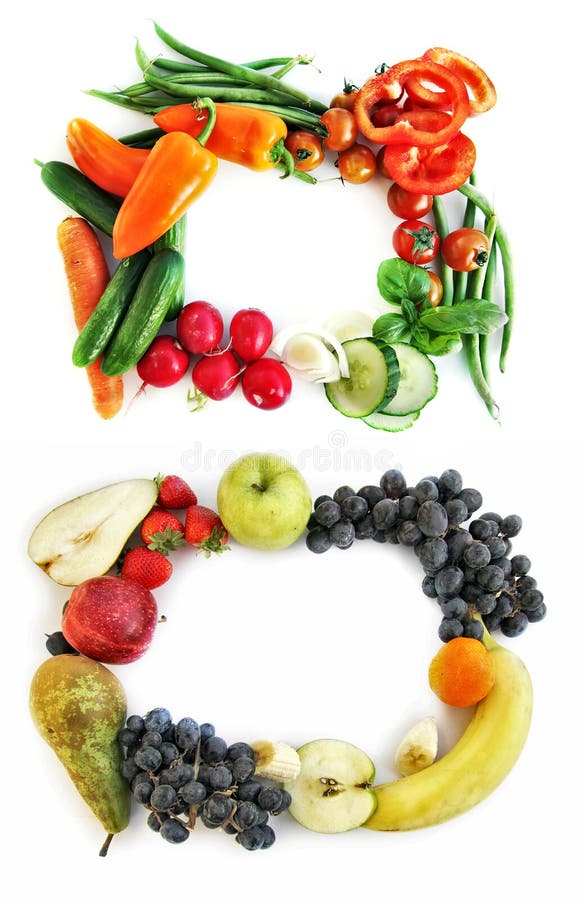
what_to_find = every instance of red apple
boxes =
[62,575,158,664]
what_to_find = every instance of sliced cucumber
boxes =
[325,339,400,418]
[382,343,438,416]
[362,410,420,432]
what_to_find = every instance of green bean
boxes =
[431,196,454,307]
[152,21,328,113]
[118,126,167,147]
[142,67,308,107]
[84,89,170,111]
[462,214,499,419]
[457,182,514,372]
[226,102,328,136]
[152,55,304,74]
[479,239,498,382]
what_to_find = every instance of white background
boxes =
[3,0,580,896]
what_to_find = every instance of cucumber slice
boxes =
[362,410,420,432]
[325,339,400,418]
[382,343,438,416]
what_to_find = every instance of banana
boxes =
[394,716,438,777]
[252,740,301,782]
[366,632,533,831]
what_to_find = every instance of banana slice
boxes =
[394,716,438,777]
[252,740,302,782]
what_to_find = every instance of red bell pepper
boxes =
[405,48,497,116]
[353,59,470,148]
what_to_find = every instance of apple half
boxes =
[284,739,377,833]
[28,479,159,586]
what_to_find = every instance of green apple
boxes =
[216,453,312,550]
[284,739,377,833]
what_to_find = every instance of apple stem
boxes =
[250,483,266,492]
[99,833,114,857]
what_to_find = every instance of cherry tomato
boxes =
[191,350,241,400]
[337,144,377,184]
[371,102,401,128]
[376,146,392,180]
[229,308,273,362]
[136,335,190,388]
[441,228,491,271]
[177,301,223,355]
[320,108,358,152]
[387,183,433,219]
[330,86,359,111]
[284,131,325,172]
[392,219,440,264]
[426,271,444,307]
[241,358,292,410]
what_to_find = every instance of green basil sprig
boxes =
[374,257,507,357]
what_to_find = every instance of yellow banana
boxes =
[365,632,533,831]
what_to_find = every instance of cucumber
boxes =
[382,343,438,415]
[101,248,185,376]
[154,216,186,321]
[38,161,121,236]
[362,410,420,432]
[72,250,151,368]
[325,338,400,418]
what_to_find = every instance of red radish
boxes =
[136,335,189,388]
[177,301,223,354]
[191,349,241,400]
[229,308,274,362]
[242,358,292,410]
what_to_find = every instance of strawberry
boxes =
[121,546,173,589]
[184,505,230,557]
[155,473,198,510]
[140,507,187,554]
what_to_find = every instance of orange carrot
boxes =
[56,217,124,419]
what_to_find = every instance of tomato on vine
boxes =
[393,220,440,264]
[337,144,376,184]
[330,83,359,111]
[387,183,434,219]
[441,228,491,272]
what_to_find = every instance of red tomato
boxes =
[330,87,359,111]
[387,183,434,219]
[284,131,325,172]
[371,102,401,128]
[241,358,292,410]
[380,109,476,196]
[321,108,358,152]
[337,144,377,184]
[392,219,440,264]
[376,146,392,180]
[441,228,491,271]
[426,271,444,307]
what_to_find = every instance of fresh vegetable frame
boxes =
[38,22,514,427]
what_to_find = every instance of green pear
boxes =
[29,654,130,856]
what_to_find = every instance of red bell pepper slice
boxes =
[353,59,470,148]
[380,110,476,196]
[405,48,497,116]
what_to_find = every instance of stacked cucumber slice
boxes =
[325,339,438,432]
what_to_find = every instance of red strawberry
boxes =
[184,505,229,557]
[141,507,186,553]
[155,473,198,509]
[121,546,173,589]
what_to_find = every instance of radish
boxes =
[136,335,190,388]
[177,301,224,354]
[191,349,241,400]
[229,308,273,362]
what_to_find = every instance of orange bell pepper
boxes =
[66,118,149,197]
[112,101,218,259]
[154,103,290,172]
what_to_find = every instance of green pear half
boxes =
[284,739,377,833]
[28,478,158,585]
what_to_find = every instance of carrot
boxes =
[56,216,124,419]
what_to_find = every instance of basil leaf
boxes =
[420,300,508,335]
[377,258,431,306]
[411,322,430,345]
[414,331,463,356]
[401,298,419,326]
[372,313,411,344]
